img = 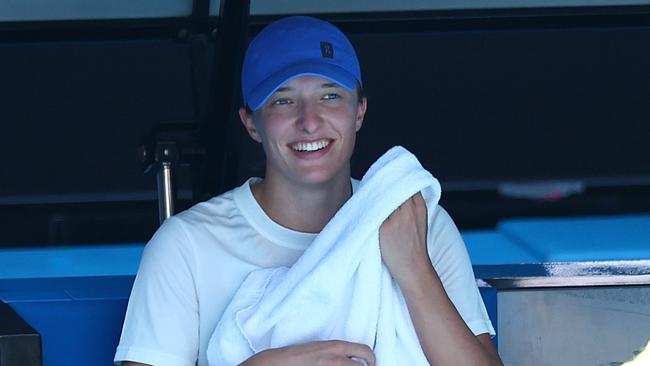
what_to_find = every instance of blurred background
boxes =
[1,0,649,247]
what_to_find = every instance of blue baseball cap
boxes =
[241,16,362,111]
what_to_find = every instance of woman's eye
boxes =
[323,93,340,100]
[272,98,290,105]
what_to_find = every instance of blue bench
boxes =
[497,214,650,262]
[2,214,649,365]
[0,245,143,366]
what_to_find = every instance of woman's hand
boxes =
[379,193,504,366]
[241,340,375,366]
[379,192,430,286]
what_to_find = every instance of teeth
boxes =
[292,140,330,152]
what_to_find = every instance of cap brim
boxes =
[247,62,358,111]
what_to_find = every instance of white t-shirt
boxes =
[115,178,495,366]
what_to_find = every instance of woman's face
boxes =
[240,75,367,188]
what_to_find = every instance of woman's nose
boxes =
[296,101,323,133]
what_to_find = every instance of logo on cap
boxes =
[320,41,334,59]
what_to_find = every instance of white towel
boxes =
[207,146,441,366]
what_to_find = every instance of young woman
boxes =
[116,16,502,366]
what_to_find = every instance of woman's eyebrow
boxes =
[321,83,341,89]
[273,83,341,95]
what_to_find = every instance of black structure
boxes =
[0,302,41,366]
[1,4,649,246]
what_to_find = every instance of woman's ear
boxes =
[355,96,368,132]
[239,107,262,143]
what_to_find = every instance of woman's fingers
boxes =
[341,341,376,366]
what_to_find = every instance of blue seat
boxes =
[498,214,650,262]
[0,244,144,366]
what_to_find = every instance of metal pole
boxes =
[157,162,175,223]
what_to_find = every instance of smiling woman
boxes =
[2,2,650,365]
[114,15,501,366]
[239,76,366,215]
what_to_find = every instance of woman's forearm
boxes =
[398,263,503,366]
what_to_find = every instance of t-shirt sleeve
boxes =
[426,206,496,337]
[114,217,199,366]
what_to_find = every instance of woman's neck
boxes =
[251,174,352,233]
